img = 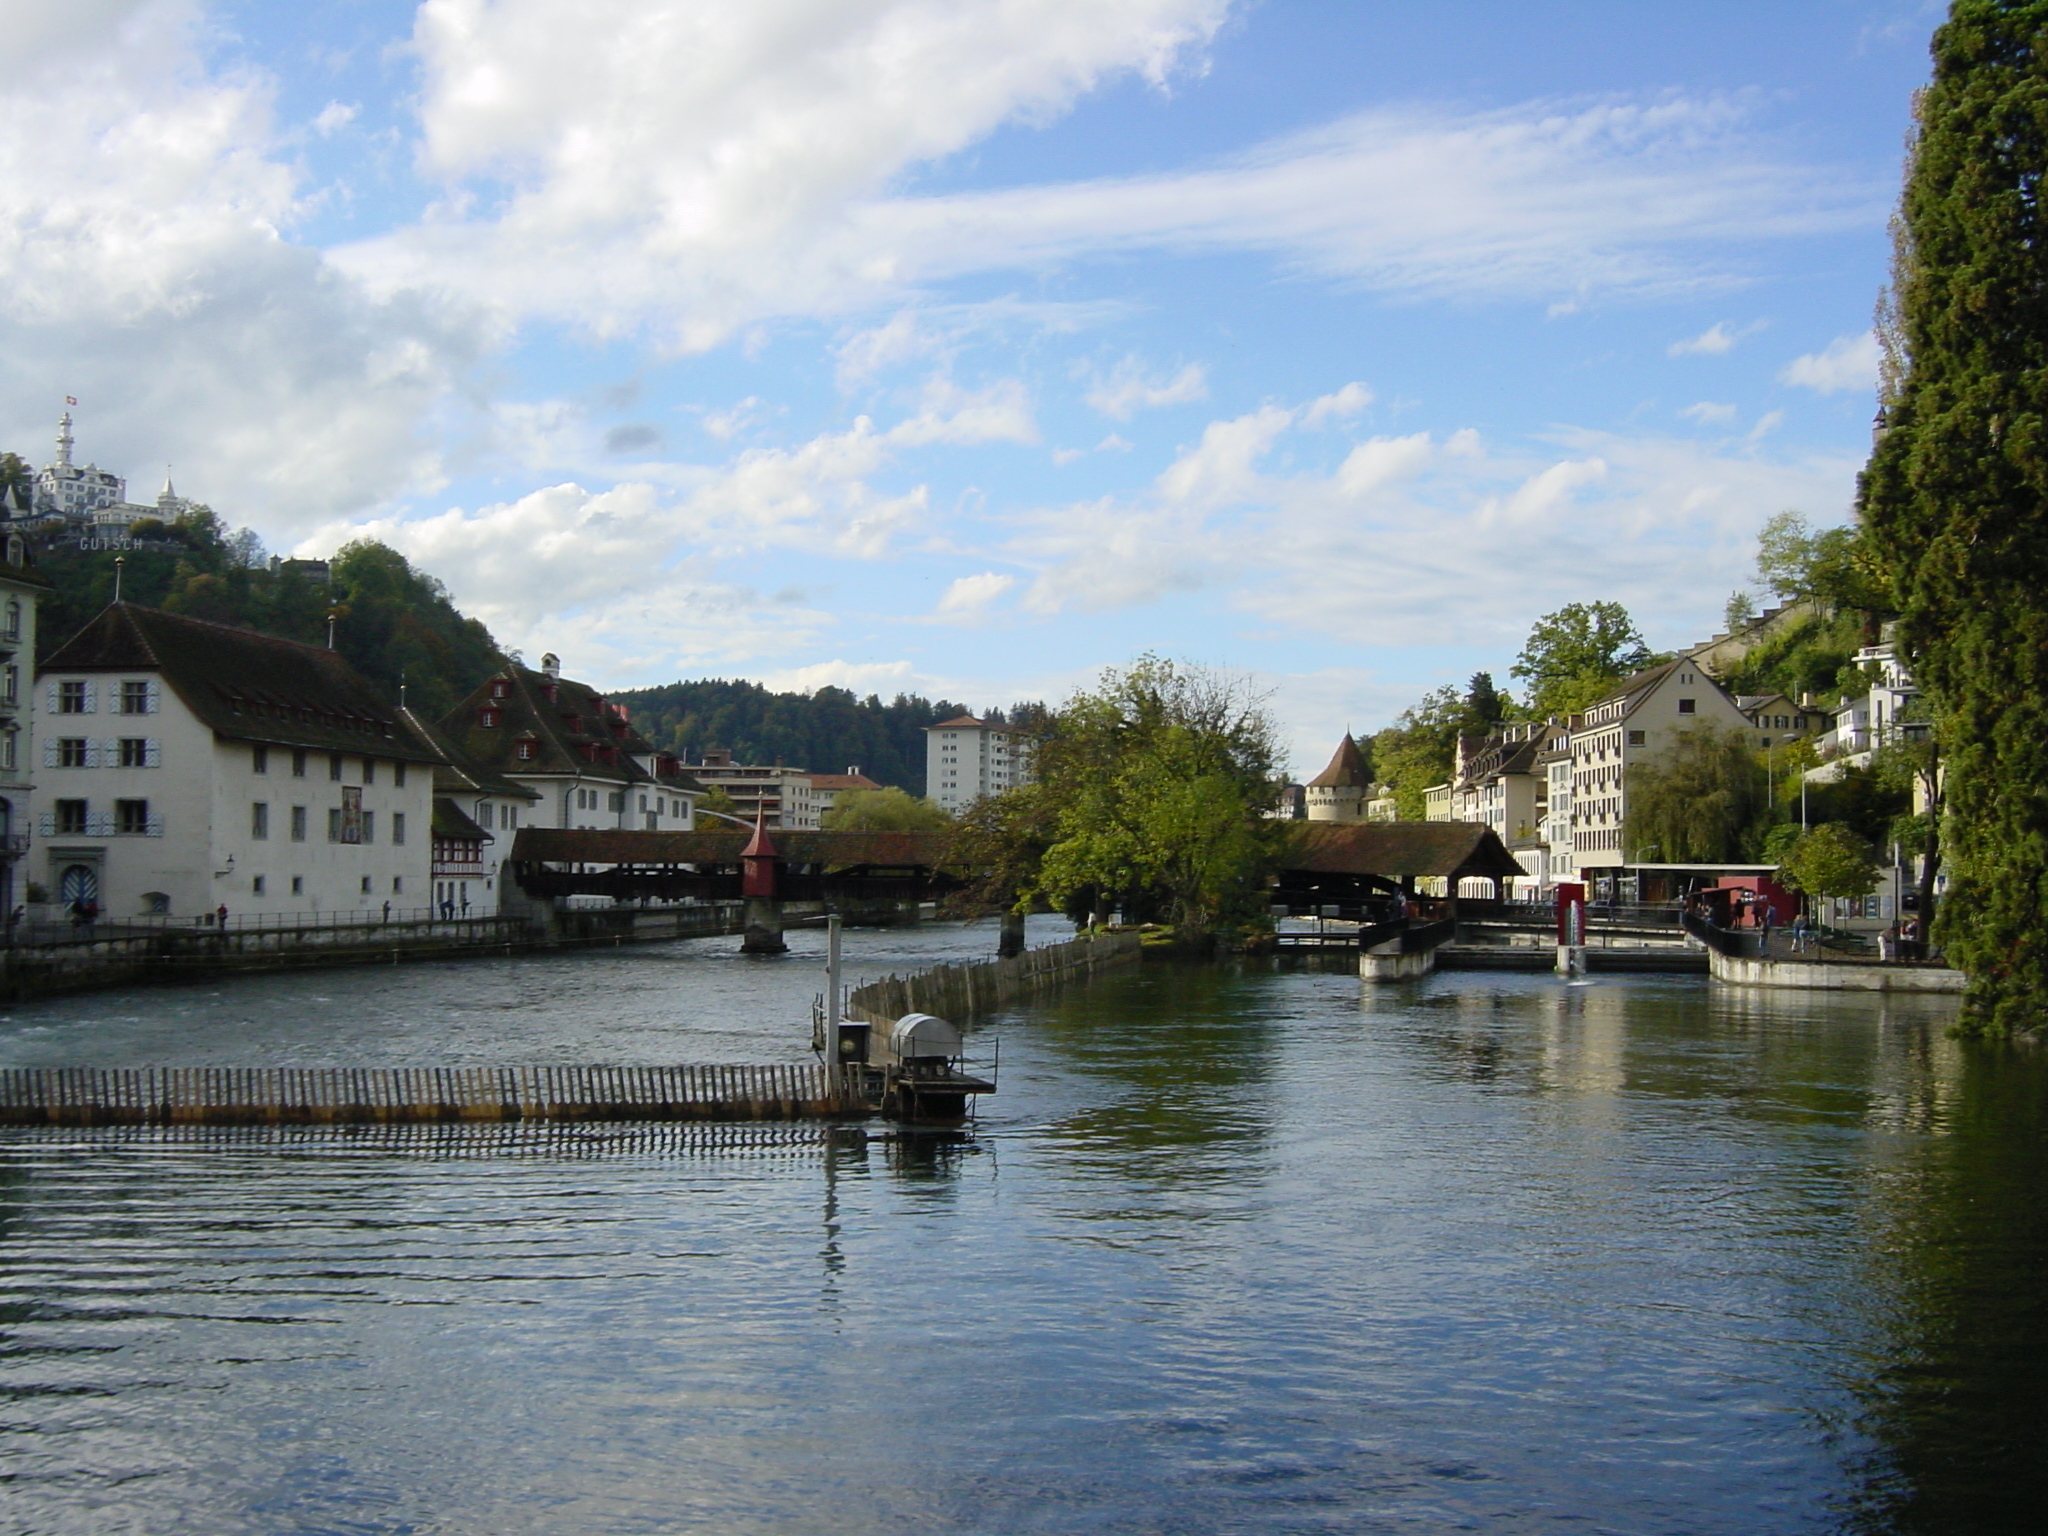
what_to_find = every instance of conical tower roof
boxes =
[1306,733,1370,789]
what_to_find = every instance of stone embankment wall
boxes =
[1707,949,1965,993]
[0,902,750,1003]
[847,931,1143,1026]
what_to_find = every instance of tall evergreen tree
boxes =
[1859,1,2048,1033]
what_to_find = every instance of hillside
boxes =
[613,679,1034,795]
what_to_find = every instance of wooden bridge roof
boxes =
[1284,822,1528,882]
[510,827,955,868]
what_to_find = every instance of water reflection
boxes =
[4,944,2046,1534]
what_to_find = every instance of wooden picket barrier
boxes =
[0,1062,856,1127]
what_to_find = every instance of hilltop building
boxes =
[438,656,704,833]
[13,410,196,549]
[924,714,1031,816]
[35,604,443,918]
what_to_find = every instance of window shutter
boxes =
[144,679,160,714]
[145,739,162,767]
[41,737,57,768]
[85,739,102,768]
[81,681,96,714]
[44,681,57,713]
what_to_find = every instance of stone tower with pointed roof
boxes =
[1304,733,1371,823]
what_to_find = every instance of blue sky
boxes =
[0,1,1940,773]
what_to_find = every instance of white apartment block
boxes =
[925,714,1031,815]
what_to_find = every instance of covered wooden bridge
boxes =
[1269,823,1529,920]
[507,827,965,904]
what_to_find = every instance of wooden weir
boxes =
[0,1062,856,1128]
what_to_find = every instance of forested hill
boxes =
[611,680,1026,795]
[28,512,503,722]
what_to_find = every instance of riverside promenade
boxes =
[1679,909,1964,993]
[0,900,756,1003]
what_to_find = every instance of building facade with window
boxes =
[438,655,703,835]
[397,703,543,915]
[923,714,1031,816]
[35,604,442,918]
[0,531,51,915]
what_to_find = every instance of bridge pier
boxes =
[998,908,1026,959]
[741,897,788,954]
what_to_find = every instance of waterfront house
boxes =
[397,703,543,915]
[0,529,51,915]
[1563,658,1754,884]
[438,656,704,833]
[35,604,442,919]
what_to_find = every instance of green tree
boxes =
[1369,685,1465,819]
[1029,656,1286,944]
[1463,671,1508,732]
[1625,726,1767,863]
[1753,509,1887,611]
[820,786,951,831]
[1856,0,2048,1032]
[1778,823,1882,914]
[1511,601,1657,716]
[0,451,29,508]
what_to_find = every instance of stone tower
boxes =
[1304,733,1371,823]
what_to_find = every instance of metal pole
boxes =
[825,912,842,1027]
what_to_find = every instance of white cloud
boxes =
[1670,322,1736,355]
[0,0,482,535]
[1680,400,1738,424]
[1084,358,1208,419]
[933,571,1018,623]
[1779,331,1880,394]
[1155,404,1292,509]
[338,49,1876,346]
[1302,381,1373,427]
[755,659,917,695]
[884,377,1038,447]
[313,101,359,137]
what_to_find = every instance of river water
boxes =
[1,921,2043,1535]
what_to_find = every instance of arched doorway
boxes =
[58,865,99,906]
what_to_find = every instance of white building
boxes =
[437,656,703,833]
[36,604,442,918]
[1566,658,1754,874]
[0,530,51,914]
[18,410,194,547]
[924,714,1031,815]
[687,749,818,829]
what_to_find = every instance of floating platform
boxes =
[0,1063,855,1128]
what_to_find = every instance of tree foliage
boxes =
[1625,726,1767,863]
[819,786,951,831]
[1778,823,1882,908]
[1856,0,2048,1031]
[1510,601,1657,716]
[1369,685,1465,819]
[612,678,1021,793]
[1026,656,1288,943]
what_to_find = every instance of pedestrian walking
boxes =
[1759,902,1775,956]
[216,903,228,930]
[1791,912,1811,954]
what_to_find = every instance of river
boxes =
[1,920,2042,1534]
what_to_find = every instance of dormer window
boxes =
[480,708,501,728]
[563,713,582,733]
[515,736,538,761]
[490,680,511,700]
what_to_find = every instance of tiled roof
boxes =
[398,704,541,801]
[926,714,986,730]
[431,797,489,840]
[438,664,705,794]
[808,772,883,791]
[40,603,442,762]
[1306,733,1370,789]
[1286,822,1529,881]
